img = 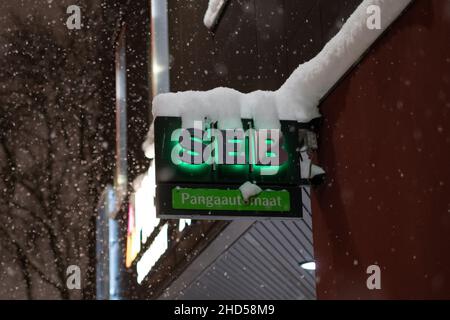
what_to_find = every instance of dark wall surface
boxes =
[168,0,362,92]
[313,0,450,299]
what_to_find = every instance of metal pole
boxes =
[95,187,111,300]
[114,26,128,215]
[151,0,170,96]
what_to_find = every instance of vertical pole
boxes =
[108,189,121,300]
[151,0,170,96]
[108,26,128,300]
[115,26,128,208]
[96,186,112,300]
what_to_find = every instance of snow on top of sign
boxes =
[154,87,245,129]
[146,0,412,154]
[275,0,412,123]
[204,0,229,29]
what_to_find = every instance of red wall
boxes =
[313,0,450,299]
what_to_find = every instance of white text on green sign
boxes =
[172,188,291,212]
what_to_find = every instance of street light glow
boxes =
[300,261,316,271]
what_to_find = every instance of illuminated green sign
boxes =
[170,125,288,176]
[172,188,290,212]
[154,117,302,185]
[154,116,305,219]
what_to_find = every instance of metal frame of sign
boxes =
[156,184,303,220]
[154,116,310,220]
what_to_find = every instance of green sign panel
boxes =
[172,188,291,212]
[154,116,303,185]
[154,116,306,220]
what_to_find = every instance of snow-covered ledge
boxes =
[143,0,412,157]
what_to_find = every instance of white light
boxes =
[136,224,168,284]
[300,261,316,271]
[178,219,192,233]
[135,164,158,244]
[152,62,166,75]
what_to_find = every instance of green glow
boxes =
[177,161,210,171]
[192,137,203,143]
[250,133,257,165]
[170,142,207,170]
[226,164,248,172]
[170,128,288,175]
[187,150,200,156]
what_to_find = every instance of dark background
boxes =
[0,0,150,299]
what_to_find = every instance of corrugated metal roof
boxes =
[160,187,316,300]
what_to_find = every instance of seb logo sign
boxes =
[154,116,303,219]
[171,121,288,176]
